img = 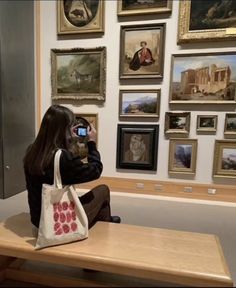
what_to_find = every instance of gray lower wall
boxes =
[0,191,235,284]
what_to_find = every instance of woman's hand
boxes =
[87,124,97,143]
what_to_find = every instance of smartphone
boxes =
[76,126,87,137]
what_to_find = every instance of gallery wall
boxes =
[39,0,236,185]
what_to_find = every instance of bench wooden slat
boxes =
[0,213,233,287]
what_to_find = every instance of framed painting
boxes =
[213,140,236,178]
[120,24,165,79]
[168,139,197,175]
[116,124,159,171]
[178,0,236,43]
[72,113,98,160]
[117,0,172,16]
[197,115,218,133]
[57,0,104,35]
[165,112,190,135]
[224,113,236,137]
[169,52,236,104]
[51,47,106,101]
[119,89,160,120]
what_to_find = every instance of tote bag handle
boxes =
[54,150,62,189]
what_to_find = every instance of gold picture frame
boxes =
[51,47,106,102]
[213,140,236,179]
[168,139,197,175]
[57,0,105,35]
[119,89,160,120]
[165,112,190,136]
[197,115,218,133]
[169,52,236,104]
[178,0,236,44]
[120,23,165,79]
[117,0,172,16]
[224,113,236,137]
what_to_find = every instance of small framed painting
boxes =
[197,115,218,133]
[213,140,236,178]
[224,113,236,137]
[51,47,106,102]
[178,0,236,43]
[119,89,160,120]
[169,52,236,104]
[120,23,165,79]
[165,112,190,135]
[117,0,172,16]
[116,124,159,171]
[168,139,197,175]
[57,0,105,35]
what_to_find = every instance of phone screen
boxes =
[77,127,87,137]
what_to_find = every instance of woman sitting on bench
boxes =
[23,105,120,234]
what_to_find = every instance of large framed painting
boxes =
[57,0,104,35]
[72,113,98,160]
[117,0,172,16]
[120,24,165,79]
[168,139,197,175]
[213,140,236,178]
[119,89,160,120]
[116,124,159,171]
[165,112,190,136]
[169,52,236,104]
[178,0,236,43]
[197,115,218,133]
[224,113,236,137]
[51,47,106,101]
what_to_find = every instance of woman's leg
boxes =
[79,184,111,229]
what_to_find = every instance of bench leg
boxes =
[0,255,18,283]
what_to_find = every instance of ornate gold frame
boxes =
[117,0,172,16]
[213,140,236,179]
[57,0,104,35]
[178,0,236,43]
[51,47,106,101]
[168,139,197,175]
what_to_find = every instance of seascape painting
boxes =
[170,53,236,103]
[119,90,160,119]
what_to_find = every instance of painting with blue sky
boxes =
[170,53,236,103]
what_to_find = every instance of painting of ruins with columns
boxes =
[169,52,236,104]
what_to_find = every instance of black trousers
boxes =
[79,184,111,229]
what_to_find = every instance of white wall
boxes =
[39,0,236,186]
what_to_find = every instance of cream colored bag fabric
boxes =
[35,150,88,249]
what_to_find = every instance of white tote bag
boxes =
[35,150,88,249]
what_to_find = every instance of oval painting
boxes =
[63,0,99,28]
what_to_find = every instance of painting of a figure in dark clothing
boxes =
[120,24,165,79]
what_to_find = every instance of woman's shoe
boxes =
[111,216,121,223]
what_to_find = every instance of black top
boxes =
[24,141,103,228]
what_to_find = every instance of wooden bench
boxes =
[0,213,233,287]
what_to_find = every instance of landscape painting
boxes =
[178,0,236,43]
[119,90,160,119]
[51,47,106,101]
[213,140,236,178]
[165,112,190,135]
[197,115,217,132]
[120,24,165,79]
[224,113,236,135]
[169,139,197,175]
[170,53,236,104]
[117,0,172,16]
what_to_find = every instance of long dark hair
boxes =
[24,105,75,175]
